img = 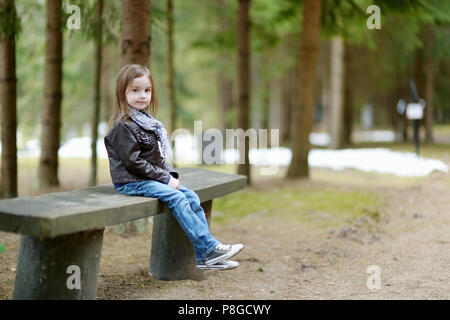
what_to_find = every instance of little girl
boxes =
[104,64,243,270]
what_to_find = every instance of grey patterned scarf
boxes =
[128,106,172,160]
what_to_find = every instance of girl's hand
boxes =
[168,176,181,189]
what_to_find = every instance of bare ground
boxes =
[1,168,449,300]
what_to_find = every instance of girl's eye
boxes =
[146,89,151,92]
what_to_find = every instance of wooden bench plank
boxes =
[0,168,246,238]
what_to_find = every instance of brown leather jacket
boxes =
[104,118,179,185]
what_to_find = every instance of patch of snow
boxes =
[308,148,448,177]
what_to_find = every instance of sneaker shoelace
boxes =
[216,243,232,251]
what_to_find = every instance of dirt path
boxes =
[1,171,449,300]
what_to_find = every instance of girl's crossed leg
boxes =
[115,179,219,262]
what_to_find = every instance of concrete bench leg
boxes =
[150,200,213,281]
[13,229,104,300]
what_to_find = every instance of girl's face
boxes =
[126,76,152,110]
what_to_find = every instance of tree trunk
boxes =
[269,78,282,145]
[342,42,353,146]
[89,0,103,187]
[38,0,63,190]
[424,27,434,144]
[392,64,400,141]
[321,71,330,134]
[287,0,321,178]
[280,34,298,145]
[167,0,175,133]
[217,65,234,131]
[402,75,409,142]
[0,0,18,198]
[101,44,115,124]
[237,0,251,184]
[262,80,270,131]
[328,36,345,149]
[120,0,151,234]
[414,45,425,142]
[280,73,290,143]
[166,0,176,165]
[121,0,150,66]
[319,40,330,135]
[414,47,425,101]
[281,65,297,145]
[216,0,234,136]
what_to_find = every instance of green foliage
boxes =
[64,0,120,45]
[0,1,21,40]
[188,1,235,53]
[250,0,302,52]
[321,0,366,38]
[0,242,5,254]
[190,0,302,53]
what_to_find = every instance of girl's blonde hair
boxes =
[107,64,159,131]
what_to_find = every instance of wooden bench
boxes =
[0,167,247,300]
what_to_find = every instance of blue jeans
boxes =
[115,180,219,263]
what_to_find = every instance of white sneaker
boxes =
[201,243,244,265]
[197,260,239,270]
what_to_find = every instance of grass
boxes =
[213,185,382,229]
